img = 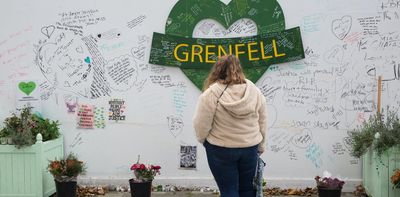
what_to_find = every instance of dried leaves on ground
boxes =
[77,186,107,197]
[353,185,367,197]
[264,187,317,196]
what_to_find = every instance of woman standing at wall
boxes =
[193,55,267,197]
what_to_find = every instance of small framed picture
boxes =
[180,145,197,169]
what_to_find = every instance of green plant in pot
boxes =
[373,111,400,157]
[348,113,382,158]
[0,106,60,148]
[348,109,400,158]
[30,112,60,142]
[48,153,86,197]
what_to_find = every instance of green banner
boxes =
[149,0,305,90]
[149,27,304,69]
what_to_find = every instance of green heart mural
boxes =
[165,0,285,36]
[18,81,37,96]
[149,0,304,89]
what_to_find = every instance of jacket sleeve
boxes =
[193,92,216,144]
[257,94,267,153]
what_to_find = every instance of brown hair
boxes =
[203,55,246,91]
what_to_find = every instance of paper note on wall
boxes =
[77,104,95,129]
[109,99,126,122]
[16,80,41,113]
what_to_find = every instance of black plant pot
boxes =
[318,187,341,197]
[55,180,77,197]
[129,179,152,197]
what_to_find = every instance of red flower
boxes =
[130,156,161,182]
[151,165,161,170]
[130,163,141,171]
[50,161,61,170]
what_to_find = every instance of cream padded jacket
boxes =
[193,79,267,153]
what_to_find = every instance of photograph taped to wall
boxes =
[180,145,197,169]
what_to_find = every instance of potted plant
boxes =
[349,109,400,158]
[391,169,400,189]
[1,106,60,148]
[48,153,86,197]
[129,155,161,197]
[348,109,400,197]
[315,171,345,197]
[0,106,64,197]
[348,112,384,158]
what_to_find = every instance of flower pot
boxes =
[55,180,77,197]
[318,187,341,197]
[129,179,152,197]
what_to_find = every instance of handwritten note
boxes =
[77,104,94,129]
[306,143,323,168]
[127,15,147,29]
[106,55,138,91]
[167,115,184,137]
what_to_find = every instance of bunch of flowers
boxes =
[48,153,86,182]
[130,156,161,183]
[315,175,345,189]
[391,169,400,188]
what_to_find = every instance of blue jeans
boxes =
[204,140,257,197]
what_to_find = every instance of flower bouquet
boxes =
[315,171,345,197]
[129,155,161,197]
[48,153,86,197]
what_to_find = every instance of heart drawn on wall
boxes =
[331,15,352,40]
[18,81,37,96]
[41,25,55,39]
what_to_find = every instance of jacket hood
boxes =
[209,79,259,118]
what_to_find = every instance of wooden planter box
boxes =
[0,134,64,197]
[363,147,400,197]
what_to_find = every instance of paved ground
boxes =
[103,191,359,197]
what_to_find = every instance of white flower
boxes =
[375,132,381,139]
[323,170,332,178]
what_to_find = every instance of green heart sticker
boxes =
[150,0,304,89]
[18,81,36,96]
